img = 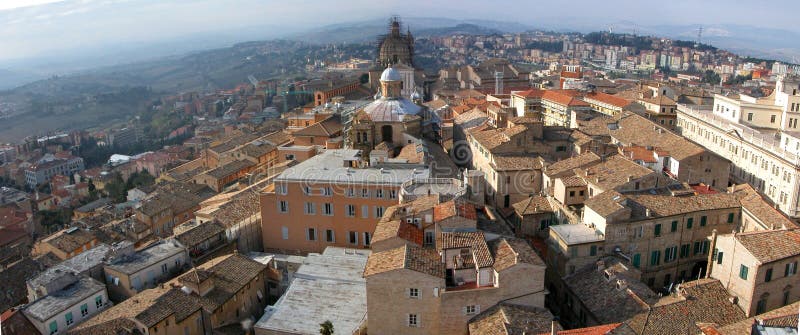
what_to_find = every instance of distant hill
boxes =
[415,23,504,37]
[0,68,45,91]
[0,40,328,142]
[286,17,532,45]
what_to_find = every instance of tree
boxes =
[319,320,334,335]
[104,172,127,203]
[702,70,721,85]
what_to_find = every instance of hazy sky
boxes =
[1,0,799,64]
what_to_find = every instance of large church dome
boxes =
[377,18,414,68]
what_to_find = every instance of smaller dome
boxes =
[380,67,401,82]
[410,88,421,100]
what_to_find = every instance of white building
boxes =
[677,75,800,217]
[22,276,109,335]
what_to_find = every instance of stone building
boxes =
[709,229,800,316]
[365,193,546,335]
[574,111,730,190]
[548,185,742,290]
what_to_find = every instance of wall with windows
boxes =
[603,208,739,290]
[103,250,188,302]
[678,107,800,217]
[28,288,109,335]
[261,180,402,254]
[366,269,444,335]
[710,234,800,317]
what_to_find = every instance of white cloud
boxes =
[0,0,66,11]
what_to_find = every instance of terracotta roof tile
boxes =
[536,323,636,335]
[634,279,747,335]
[731,184,799,230]
[512,196,553,216]
[584,92,632,108]
[544,152,601,178]
[717,301,800,334]
[437,231,493,268]
[468,302,556,335]
[576,112,705,160]
[734,229,800,263]
[364,244,445,278]
[434,200,477,222]
[490,238,545,272]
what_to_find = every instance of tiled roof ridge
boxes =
[735,227,794,237]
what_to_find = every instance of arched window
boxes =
[756,293,769,314]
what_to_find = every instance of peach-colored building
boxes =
[260,149,429,254]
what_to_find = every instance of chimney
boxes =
[645,208,651,217]
[616,279,628,291]
[596,260,605,272]
[551,316,559,335]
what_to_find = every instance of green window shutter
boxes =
[632,254,641,268]
[671,220,678,232]
[739,265,749,280]
[717,251,724,264]
[680,244,690,258]
[650,250,660,266]
[727,213,735,223]
[687,217,693,229]
[49,321,58,333]
[700,216,707,226]
[693,241,701,255]
[654,224,662,237]
[765,268,773,282]
[590,245,597,256]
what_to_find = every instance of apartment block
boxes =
[260,149,429,254]
[134,182,214,237]
[507,89,592,127]
[25,155,85,188]
[548,185,742,289]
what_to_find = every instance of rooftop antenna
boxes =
[696,26,703,47]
